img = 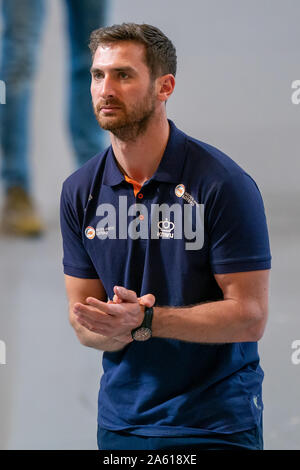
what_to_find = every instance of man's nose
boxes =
[100,76,115,98]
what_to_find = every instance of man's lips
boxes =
[100,105,121,110]
[99,106,122,115]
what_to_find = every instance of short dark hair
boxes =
[89,22,177,79]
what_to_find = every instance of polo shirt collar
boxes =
[102,120,187,187]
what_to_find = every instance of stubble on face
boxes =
[93,81,157,142]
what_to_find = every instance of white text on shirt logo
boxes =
[157,218,175,239]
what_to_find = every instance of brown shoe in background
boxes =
[0,186,45,237]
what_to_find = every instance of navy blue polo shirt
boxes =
[60,120,271,436]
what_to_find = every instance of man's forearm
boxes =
[152,298,266,343]
[81,331,130,352]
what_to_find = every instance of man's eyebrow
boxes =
[90,66,136,73]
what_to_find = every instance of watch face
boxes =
[133,327,152,341]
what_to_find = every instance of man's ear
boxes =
[156,74,175,103]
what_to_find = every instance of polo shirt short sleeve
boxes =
[60,163,100,279]
[60,120,271,437]
[207,171,271,274]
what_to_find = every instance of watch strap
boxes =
[131,306,153,337]
[143,306,153,329]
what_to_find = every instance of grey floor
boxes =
[1,0,300,450]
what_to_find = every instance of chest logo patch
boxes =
[85,226,96,239]
[175,184,185,198]
[175,184,197,206]
[157,218,175,239]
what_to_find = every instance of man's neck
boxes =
[110,113,170,185]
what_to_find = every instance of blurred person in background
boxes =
[0,0,107,237]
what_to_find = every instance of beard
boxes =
[93,84,156,142]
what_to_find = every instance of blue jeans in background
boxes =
[0,0,107,192]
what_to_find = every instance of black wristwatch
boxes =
[131,306,153,341]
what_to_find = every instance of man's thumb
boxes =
[139,294,155,308]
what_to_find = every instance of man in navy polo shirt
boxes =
[60,23,271,450]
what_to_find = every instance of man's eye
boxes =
[119,72,129,79]
[93,72,103,80]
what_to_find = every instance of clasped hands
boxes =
[73,286,155,344]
